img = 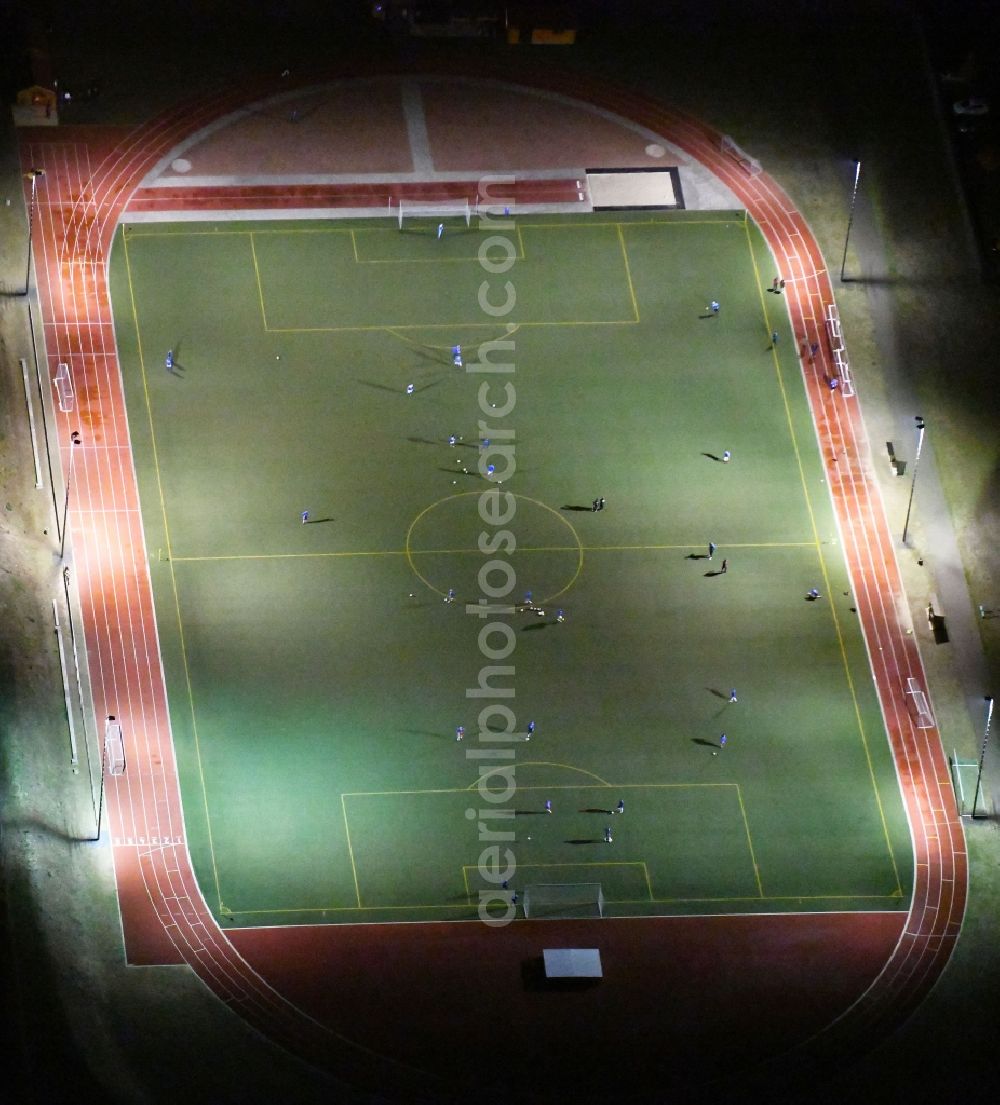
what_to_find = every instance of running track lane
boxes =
[19,57,965,1100]
[126,177,587,213]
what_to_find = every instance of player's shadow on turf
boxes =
[565,838,607,845]
[409,436,478,449]
[692,737,723,749]
[582,807,615,815]
[561,504,595,512]
[359,378,444,395]
[685,553,710,560]
[303,517,334,524]
[706,688,729,699]
[701,452,724,462]
[704,568,726,577]
[357,379,405,393]
[416,346,461,366]
[437,467,481,478]
[522,621,553,631]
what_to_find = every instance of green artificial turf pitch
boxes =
[110,211,912,926]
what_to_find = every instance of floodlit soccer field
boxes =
[109,211,913,926]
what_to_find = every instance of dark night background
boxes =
[1,2,998,1103]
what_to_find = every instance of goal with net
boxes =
[396,199,472,230]
[103,715,126,777]
[523,883,605,920]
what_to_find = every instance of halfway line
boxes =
[171,539,818,563]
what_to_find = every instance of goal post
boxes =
[397,199,472,230]
[523,883,605,920]
[54,362,76,413]
[103,715,126,777]
[950,751,982,816]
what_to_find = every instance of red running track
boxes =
[20,60,966,1102]
[126,176,587,213]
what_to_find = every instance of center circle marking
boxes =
[404,491,584,603]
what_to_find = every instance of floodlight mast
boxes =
[59,431,82,559]
[94,716,114,842]
[901,416,926,546]
[22,168,45,296]
[839,159,862,283]
[970,696,994,820]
